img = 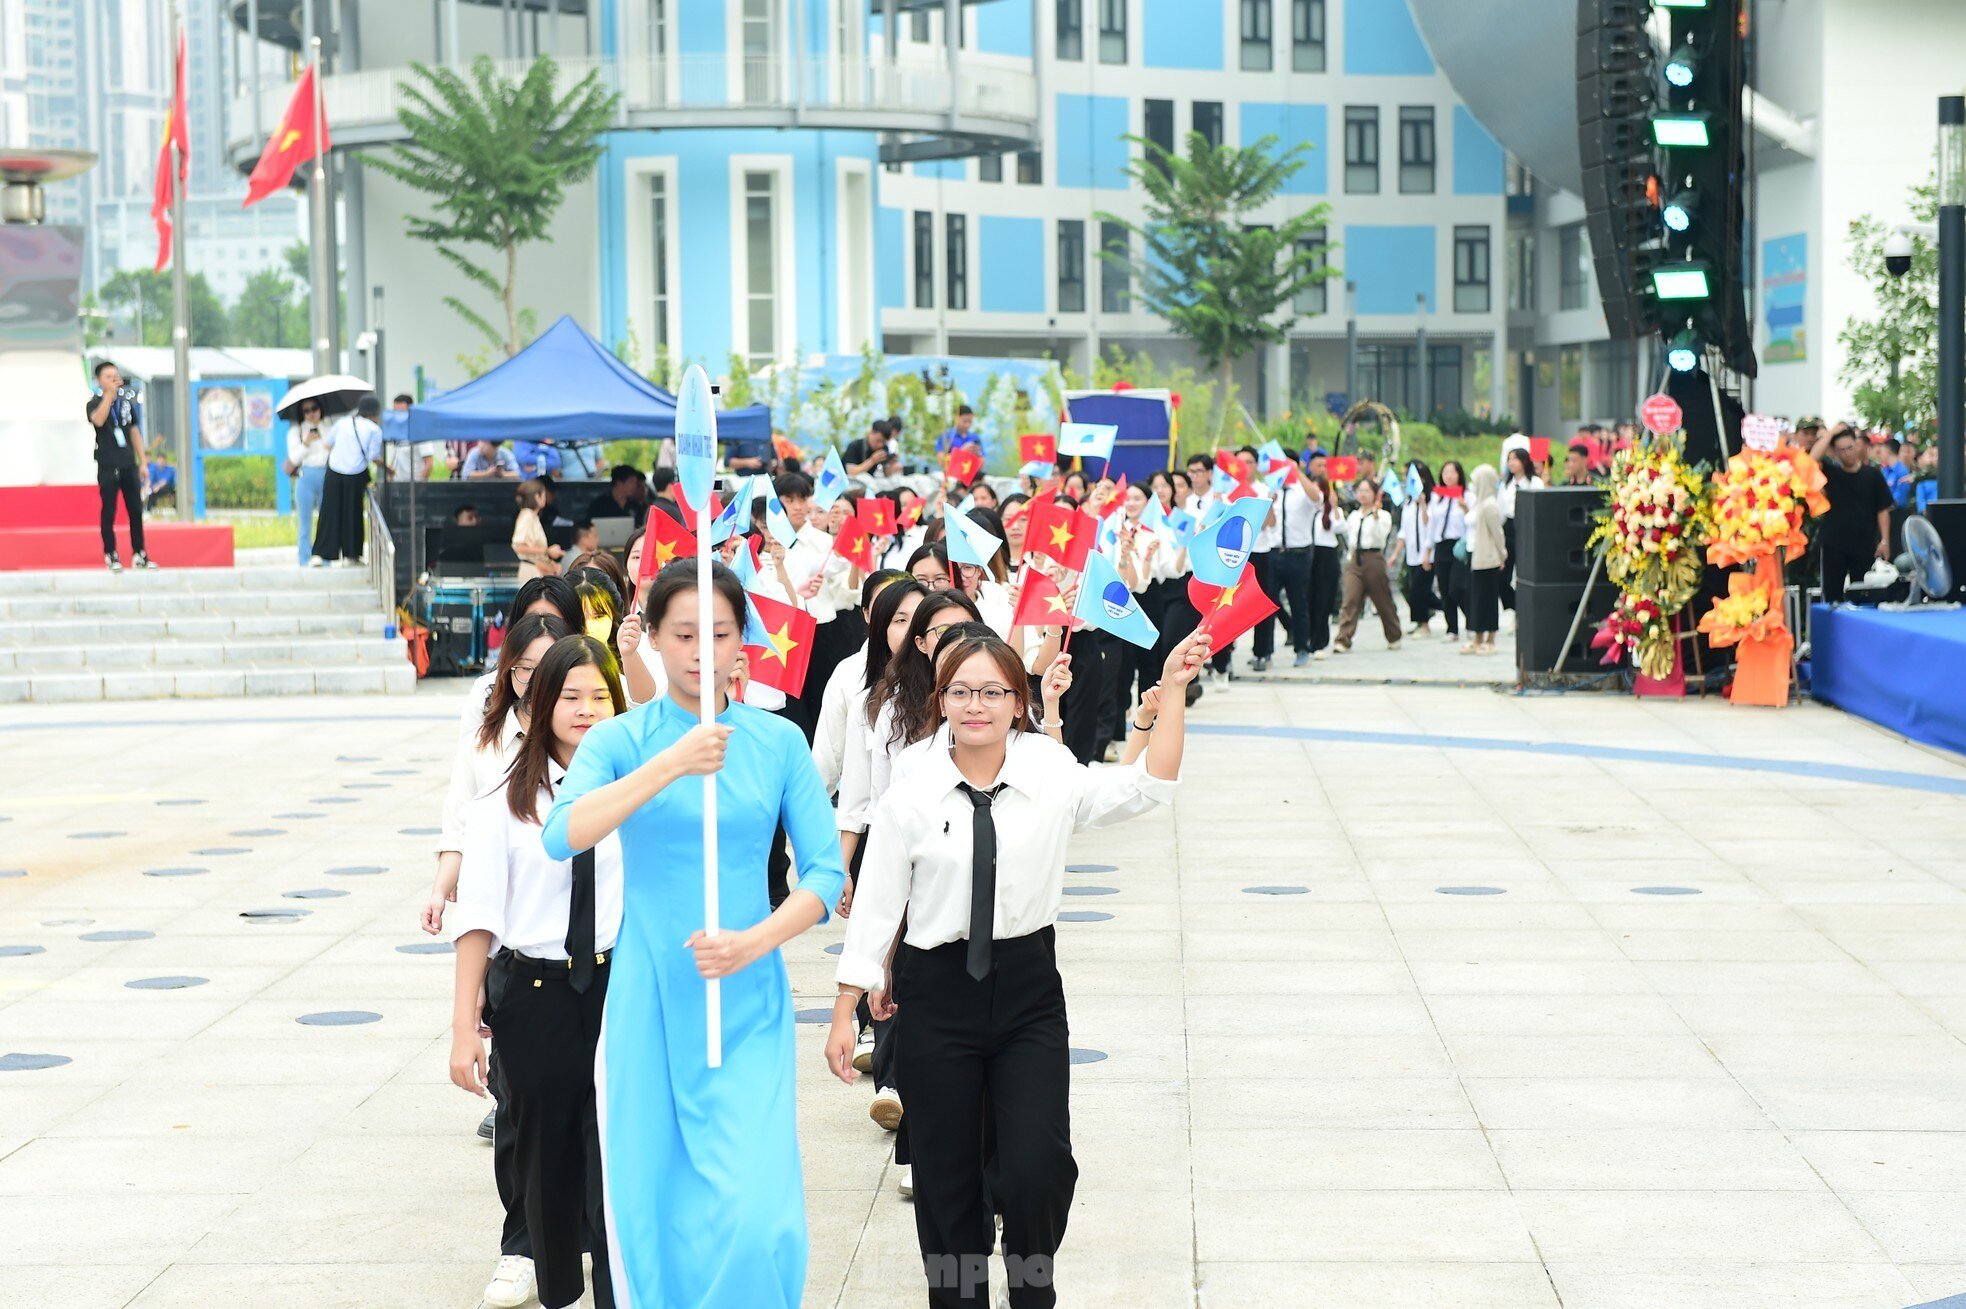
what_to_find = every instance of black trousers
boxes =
[312,467,368,562]
[1433,544,1467,635]
[1269,548,1313,653]
[896,929,1076,1309]
[97,460,146,556]
[1059,629,1117,765]
[1249,552,1279,658]
[1820,542,1874,604]
[1309,545,1341,653]
[488,955,616,1309]
[1469,565,1502,633]
[490,1041,532,1259]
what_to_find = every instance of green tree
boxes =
[96,268,228,347]
[363,55,618,358]
[229,267,306,347]
[1840,176,1939,435]
[1096,133,1337,437]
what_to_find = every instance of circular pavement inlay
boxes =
[273,812,323,820]
[1437,886,1508,896]
[1244,886,1309,896]
[325,865,386,877]
[296,1010,380,1027]
[155,798,207,807]
[193,847,248,856]
[822,942,843,955]
[0,945,46,958]
[240,909,310,923]
[127,976,207,990]
[1632,886,1702,896]
[283,888,348,900]
[68,831,124,840]
[0,869,26,879]
[1058,911,1115,922]
[1066,863,1118,874]
[335,755,379,763]
[1062,886,1118,896]
[376,769,417,776]
[1068,1048,1108,1066]
[398,827,440,837]
[396,942,454,955]
[0,1053,71,1072]
[42,918,92,927]
[231,828,285,838]
[143,867,208,878]
[342,783,388,791]
[311,797,358,805]
[80,930,153,942]
[793,1007,830,1025]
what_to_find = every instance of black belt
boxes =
[1278,544,1312,554]
[509,949,612,986]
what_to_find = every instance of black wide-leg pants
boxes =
[896,928,1077,1309]
[488,955,616,1309]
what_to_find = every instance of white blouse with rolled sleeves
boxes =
[437,671,506,856]
[836,731,1179,992]
[451,768,625,960]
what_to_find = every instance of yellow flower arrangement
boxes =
[1706,445,1829,568]
[1586,434,1712,680]
[1697,572,1785,648]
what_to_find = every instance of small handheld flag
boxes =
[674,363,724,1071]
[1188,563,1279,648]
[1026,497,1096,572]
[1009,565,1083,630]
[708,480,749,545]
[641,510,696,581]
[1187,498,1269,587]
[760,478,799,548]
[1019,433,1058,467]
[1404,466,1423,500]
[1326,454,1359,482]
[1436,483,1464,501]
[1057,422,1118,460]
[943,445,983,486]
[1528,436,1552,464]
[857,497,896,537]
[944,502,1004,568]
[1070,550,1159,649]
[832,515,877,572]
[814,447,849,509]
[742,591,817,697]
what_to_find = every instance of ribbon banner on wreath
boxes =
[1585,432,1712,685]
[1698,444,1828,707]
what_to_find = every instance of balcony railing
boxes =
[226,54,1037,166]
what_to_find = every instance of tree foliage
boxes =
[228,267,307,347]
[1095,132,1337,434]
[96,268,229,347]
[363,55,618,358]
[1839,176,1938,435]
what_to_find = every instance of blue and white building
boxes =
[227,0,1512,419]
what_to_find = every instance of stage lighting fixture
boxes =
[1667,328,1702,373]
[1664,43,1699,88]
[1652,262,1713,301]
[1650,113,1712,148]
[1662,187,1699,232]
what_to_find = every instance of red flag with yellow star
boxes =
[1188,563,1278,647]
[1010,565,1083,631]
[742,590,816,697]
[831,514,877,572]
[149,31,189,270]
[1025,495,1096,572]
[640,505,696,583]
[245,63,331,208]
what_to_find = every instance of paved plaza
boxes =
[5,680,1966,1308]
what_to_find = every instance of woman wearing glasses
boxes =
[825,627,1208,1308]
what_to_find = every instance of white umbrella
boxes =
[275,374,374,422]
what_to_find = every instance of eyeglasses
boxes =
[923,621,963,639]
[941,683,1014,707]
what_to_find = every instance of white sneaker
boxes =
[852,1027,875,1074]
[898,1163,914,1198]
[306,556,326,569]
[482,1254,535,1308]
[871,1085,903,1132]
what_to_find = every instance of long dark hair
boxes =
[1505,447,1537,482]
[478,613,573,752]
[565,550,631,604]
[1437,460,1466,491]
[964,504,1011,582]
[507,635,625,824]
[871,588,982,752]
[510,575,583,629]
[863,577,929,695]
[1310,471,1335,530]
[641,558,749,644]
[933,632,1039,735]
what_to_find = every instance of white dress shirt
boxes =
[1498,474,1543,520]
[789,522,848,624]
[836,730,1179,991]
[1428,491,1468,545]
[1345,507,1396,554]
[976,578,1014,636]
[835,690,901,835]
[810,644,868,795]
[287,421,330,469]
[1275,481,1320,550]
[451,766,624,959]
[1396,500,1432,566]
[326,414,383,475]
[438,671,504,855]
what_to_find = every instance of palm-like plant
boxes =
[363,55,618,357]
[1097,132,1336,435]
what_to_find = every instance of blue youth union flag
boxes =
[1070,549,1160,649]
[814,447,848,509]
[944,503,1003,567]
[1189,499,1267,586]
[1057,422,1118,460]
[675,365,718,516]
[762,480,799,548]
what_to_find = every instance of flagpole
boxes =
[676,365,724,1070]
[168,0,192,515]
[308,37,333,378]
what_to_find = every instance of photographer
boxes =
[87,360,154,572]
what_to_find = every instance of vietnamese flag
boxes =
[149,31,189,271]
[743,590,817,697]
[832,514,877,572]
[901,498,924,529]
[1010,565,1083,631]
[1188,564,1279,647]
[1527,436,1551,465]
[857,496,896,537]
[1019,433,1057,467]
[244,63,332,207]
[943,445,983,486]
[1026,496,1096,572]
[1095,473,1128,521]
[1436,482,1464,500]
[641,507,696,582]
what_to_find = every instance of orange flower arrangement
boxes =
[1705,445,1829,567]
[1696,572,1785,648]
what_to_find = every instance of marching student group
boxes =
[416,418,1533,1309]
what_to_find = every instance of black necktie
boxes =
[566,848,597,993]
[957,783,1004,981]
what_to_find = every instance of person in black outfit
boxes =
[585,464,649,526]
[87,361,154,571]
[1810,424,1894,603]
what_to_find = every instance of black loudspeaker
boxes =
[1515,487,1601,586]
[1516,576,1620,675]
[1921,499,1966,600]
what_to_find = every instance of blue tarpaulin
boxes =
[1063,389,1177,482]
[1811,604,1966,757]
[383,315,771,446]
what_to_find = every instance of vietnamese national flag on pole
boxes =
[1026,495,1096,572]
[743,590,817,697]
[943,445,983,487]
[1019,433,1057,467]
[1010,565,1084,630]
[1188,563,1279,648]
[831,513,877,572]
[244,63,331,207]
[641,507,696,582]
[857,496,896,538]
[150,30,189,271]
[1095,473,1128,521]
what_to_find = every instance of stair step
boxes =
[0,587,384,622]
[0,565,373,596]
[0,636,407,672]
[0,660,418,703]
[10,612,388,643]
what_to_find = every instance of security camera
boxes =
[1884,230,1914,278]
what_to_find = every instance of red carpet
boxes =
[0,484,234,570]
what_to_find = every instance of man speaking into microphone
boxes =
[87,360,155,572]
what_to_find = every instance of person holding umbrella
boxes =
[285,398,331,566]
[312,393,384,567]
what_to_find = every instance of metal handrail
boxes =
[364,485,397,635]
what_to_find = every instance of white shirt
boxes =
[836,731,1179,991]
[810,644,867,795]
[976,578,1014,637]
[1345,507,1396,554]
[1428,491,1468,544]
[1498,474,1543,520]
[789,522,848,624]
[326,414,383,475]
[451,767,624,959]
[286,421,330,469]
[835,689,899,835]
[1396,500,1432,565]
[1275,481,1320,550]
[438,671,504,855]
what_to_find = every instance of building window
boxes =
[1453,225,1490,313]
[1144,98,1175,167]
[647,173,672,349]
[909,9,929,42]
[741,0,774,103]
[1344,106,1378,194]
[1056,0,1082,60]
[648,0,668,60]
[1559,344,1583,420]
[914,210,935,308]
[1558,222,1588,311]
[1293,227,1327,315]
[1508,232,1536,311]
[741,170,779,364]
[1240,0,1272,71]
[1429,344,1462,416]
[1058,219,1086,313]
[1291,0,1325,71]
[1097,0,1125,63]
[1100,221,1129,313]
[1193,101,1224,150]
[1017,150,1042,184]
[1398,106,1435,194]
[980,153,1003,183]
[945,213,968,310]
